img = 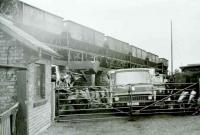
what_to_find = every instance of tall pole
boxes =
[171,20,173,76]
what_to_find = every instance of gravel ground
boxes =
[39,115,200,135]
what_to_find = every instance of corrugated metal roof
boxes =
[0,15,60,57]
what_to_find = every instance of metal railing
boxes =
[55,82,200,122]
[0,103,19,135]
[132,82,199,115]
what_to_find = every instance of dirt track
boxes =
[40,115,200,135]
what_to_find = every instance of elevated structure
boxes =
[1,0,168,74]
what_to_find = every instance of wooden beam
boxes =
[0,64,27,70]
[52,59,68,66]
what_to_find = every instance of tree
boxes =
[0,0,17,18]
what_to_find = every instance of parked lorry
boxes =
[108,68,199,113]
[108,68,164,107]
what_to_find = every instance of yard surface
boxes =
[39,115,200,135]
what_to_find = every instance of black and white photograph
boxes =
[0,0,200,135]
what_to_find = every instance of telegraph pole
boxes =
[171,20,173,76]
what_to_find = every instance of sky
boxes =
[21,0,200,71]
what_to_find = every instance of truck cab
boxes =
[108,68,159,107]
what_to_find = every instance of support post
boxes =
[68,50,71,63]
[57,88,60,121]
[82,52,84,61]
[91,74,96,86]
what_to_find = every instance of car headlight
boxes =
[148,95,153,100]
[114,96,119,102]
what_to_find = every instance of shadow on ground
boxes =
[39,115,200,135]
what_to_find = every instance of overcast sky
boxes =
[21,0,200,71]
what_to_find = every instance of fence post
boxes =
[198,79,200,106]
[51,82,56,121]
[129,84,133,117]
[197,79,200,114]
[199,78,200,98]
[57,89,60,121]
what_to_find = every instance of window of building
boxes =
[34,63,45,100]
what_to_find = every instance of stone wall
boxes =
[0,68,17,113]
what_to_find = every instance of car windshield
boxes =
[115,71,151,85]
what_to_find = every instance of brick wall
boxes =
[0,68,17,113]
[0,30,26,66]
[0,26,27,115]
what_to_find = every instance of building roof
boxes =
[0,15,60,57]
[180,64,200,70]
